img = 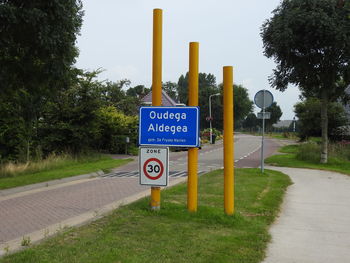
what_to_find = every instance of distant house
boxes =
[141,90,183,106]
[273,120,293,129]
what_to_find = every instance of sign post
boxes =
[139,147,169,186]
[257,112,271,119]
[254,90,274,173]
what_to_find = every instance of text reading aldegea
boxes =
[148,123,187,134]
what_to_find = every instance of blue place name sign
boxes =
[139,106,200,147]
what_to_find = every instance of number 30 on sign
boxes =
[139,146,169,186]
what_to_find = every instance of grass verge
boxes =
[265,145,350,175]
[242,132,298,141]
[267,133,298,141]
[0,156,132,190]
[0,168,291,263]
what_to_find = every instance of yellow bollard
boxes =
[152,8,162,106]
[187,42,199,212]
[151,8,162,210]
[223,66,234,215]
[150,187,161,209]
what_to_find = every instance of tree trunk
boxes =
[26,140,30,163]
[320,89,328,163]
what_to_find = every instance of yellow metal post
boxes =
[150,8,162,210]
[187,42,199,212]
[223,66,234,215]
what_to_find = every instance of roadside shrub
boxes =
[0,153,106,178]
[202,139,209,144]
[96,106,138,154]
[282,132,290,138]
[0,154,70,178]
[201,128,221,141]
[329,141,350,162]
[294,99,348,141]
[296,142,320,163]
[296,141,350,164]
[127,145,139,156]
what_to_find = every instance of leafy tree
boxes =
[243,113,259,132]
[38,70,140,156]
[177,74,188,104]
[116,96,140,116]
[294,98,349,140]
[177,73,219,129]
[126,84,150,98]
[0,0,83,94]
[262,102,283,131]
[162,82,178,101]
[261,0,350,163]
[38,69,102,155]
[233,85,254,129]
[100,80,144,116]
[101,80,128,105]
[198,74,220,130]
[0,97,27,161]
[177,72,217,105]
[216,84,254,130]
[0,0,83,160]
[177,73,253,130]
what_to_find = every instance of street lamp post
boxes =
[209,93,221,144]
[293,116,296,132]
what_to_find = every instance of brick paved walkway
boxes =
[0,177,147,244]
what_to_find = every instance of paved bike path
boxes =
[263,166,350,263]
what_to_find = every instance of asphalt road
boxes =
[112,133,279,175]
[0,134,279,254]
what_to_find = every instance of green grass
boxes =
[278,144,298,154]
[266,145,350,175]
[242,131,298,141]
[268,133,285,139]
[0,168,291,263]
[266,132,298,141]
[0,156,131,190]
[308,137,322,143]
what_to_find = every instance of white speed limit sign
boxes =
[139,146,169,186]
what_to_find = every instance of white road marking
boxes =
[235,146,261,163]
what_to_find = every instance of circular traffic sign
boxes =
[143,158,164,180]
[254,90,274,109]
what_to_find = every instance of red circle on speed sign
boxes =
[143,158,164,180]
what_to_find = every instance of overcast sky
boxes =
[75,0,300,120]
